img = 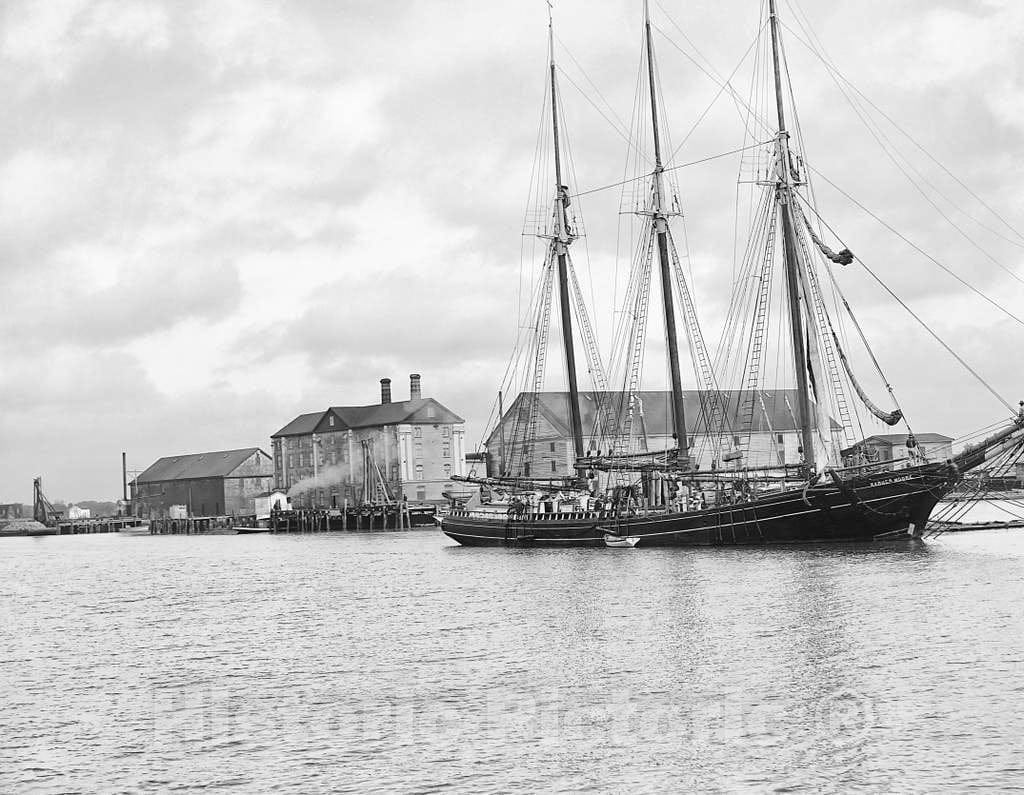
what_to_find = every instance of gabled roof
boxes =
[275,396,464,441]
[330,398,463,428]
[137,448,269,483]
[490,390,841,444]
[271,412,326,438]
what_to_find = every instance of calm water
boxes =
[2,529,1024,793]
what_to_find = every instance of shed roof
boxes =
[137,448,269,483]
[490,389,841,444]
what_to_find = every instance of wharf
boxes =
[149,515,250,534]
[930,519,1024,533]
[0,517,148,537]
[270,505,436,533]
[144,505,438,534]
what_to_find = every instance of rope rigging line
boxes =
[804,169,1024,330]
[652,8,774,144]
[779,9,1024,249]
[553,34,634,143]
[653,21,769,162]
[799,209,853,265]
[555,65,651,167]
[792,192,1016,415]
[777,19,1024,289]
[570,140,775,200]
[789,201,903,427]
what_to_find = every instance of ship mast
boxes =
[643,2,689,460]
[768,0,815,469]
[548,12,585,464]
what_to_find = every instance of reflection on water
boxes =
[2,529,1023,792]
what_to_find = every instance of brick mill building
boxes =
[271,374,467,508]
[131,448,274,518]
[486,389,843,477]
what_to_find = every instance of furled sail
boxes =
[795,255,839,470]
[791,201,902,427]
[831,330,903,425]
[799,207,854,265]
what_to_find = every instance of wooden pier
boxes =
[270,504,435,533]
[0,517,150,537]
[148,515,253,534]
[58,517,150,535]
[142,504,437,534]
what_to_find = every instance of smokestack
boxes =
[122,452,128,501]
[410,373,422,400]
[380,378,392,405]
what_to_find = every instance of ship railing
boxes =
[448,506,692,521]
[449,508,614,521]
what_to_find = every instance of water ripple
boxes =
[1,529,1023,791]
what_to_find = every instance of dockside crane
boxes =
[32,477,61,527]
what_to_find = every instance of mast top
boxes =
[547,0,554,63]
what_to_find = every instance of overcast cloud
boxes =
[2,0,1022,502]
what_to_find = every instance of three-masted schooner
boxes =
[440,1,1024,548]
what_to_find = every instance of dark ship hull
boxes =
[440,461,957,547]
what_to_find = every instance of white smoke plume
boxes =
[287,464,349,499]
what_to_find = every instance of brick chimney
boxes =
[410,373,422,400]
[380,378,392,404]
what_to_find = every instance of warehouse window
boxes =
[442,442,450,458]
[549,442,556,452]
[414,427,422,438]
[550,461,557,473]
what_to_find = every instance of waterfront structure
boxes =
[485,389,842,477]
[131,448,274,518]
[254,490,290,517]
[271,374,466,508]
[841,433,953,467]
[0,503,24,521]
[67,505,91,520]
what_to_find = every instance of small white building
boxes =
[67,504,91,520]
[254,490,290,518]
[842,433,953,466]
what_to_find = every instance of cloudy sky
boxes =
[2,0,1022,502]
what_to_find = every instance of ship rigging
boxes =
[441,0,1024,547]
